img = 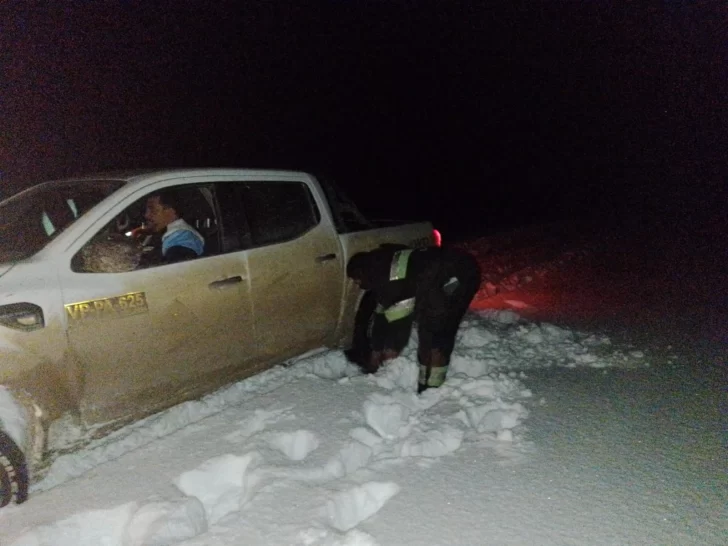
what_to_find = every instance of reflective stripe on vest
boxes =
[376,297,416,322]
[389,249,413,281]
[373,250,416,323]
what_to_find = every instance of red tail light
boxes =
[433,229,442,247]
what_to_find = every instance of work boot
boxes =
[362,351,384,374]
[382,349,401,361]
[418,349,449,393]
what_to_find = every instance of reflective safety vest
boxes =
[376,297,416,322]
[388,249,413,281]
[376,249,416,322]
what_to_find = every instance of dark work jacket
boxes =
[351,245,481,325]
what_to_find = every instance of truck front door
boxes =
[59,182,255,424]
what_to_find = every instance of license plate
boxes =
[65,291,149,323]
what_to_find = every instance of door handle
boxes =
[208,276,243,290]
[316,253,337,263]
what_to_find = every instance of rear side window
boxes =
[242,182,320,246]
[318,176,373,233]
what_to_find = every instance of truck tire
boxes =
[0,430,29,507]
[344,291,377,367]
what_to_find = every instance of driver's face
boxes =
[144,196,176,232]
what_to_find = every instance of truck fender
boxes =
[0,386,44,477]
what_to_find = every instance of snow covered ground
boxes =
[1,229,725,545]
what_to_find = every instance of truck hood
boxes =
[0,263,15,279]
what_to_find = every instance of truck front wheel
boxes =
[344,291,377,368]
[0,430,29,507]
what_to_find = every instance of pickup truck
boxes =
[0,168,436,506]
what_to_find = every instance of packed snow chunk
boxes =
[476,309,521,324]
[464,402,528,433]
[325,441,374,478]
[297,527,380,546]
[372,357,418,391]
[398,425,464,457]
[330,529,380,546]
[453,376,498,398]
[10,502,137,546]
[350,427,385,448]
[174,452,261,524]
[125,496,207,546]
[0,386,28,452]
[307,352,358,379]
[224,406,294,443]
[581,333,612,347]
[450,355,500,378]
[268,429,320,461]
[496,429,514,442]
[459,326,499,348]
[518,323,572,344]
[540,323,574,341]
[521,326,545,344]
[363,397,414,440]
[326,481,401,532]
[571,353,599,366]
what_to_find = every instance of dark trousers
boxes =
[416,251,480,389]
[418,254,480,359]
[346,251,480,383]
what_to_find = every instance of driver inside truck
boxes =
[141,190,205,265]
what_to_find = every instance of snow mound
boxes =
[398,425,464,457]
[8,307,661,545]
[462,401,527,432]
[451,312,649,372]
[125,497,207,546]
[10,502,138,546]
[174,452,262,524]
[297,527,380,546]
[323,441,374,479]
[325,481,401,532]
[363,398,414,440]
[35,311,642,496]
[266,429,320,461]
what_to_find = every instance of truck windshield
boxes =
[0,180,124,262]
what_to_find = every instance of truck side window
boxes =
[71,185,219,273]
[213,182,251,252]
[242,182,320,246]
[318,177,373,233]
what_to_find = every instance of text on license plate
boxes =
[65,291,149,322]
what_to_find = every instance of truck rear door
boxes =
[240,179,344,359]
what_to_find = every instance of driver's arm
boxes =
[163,245,198,263]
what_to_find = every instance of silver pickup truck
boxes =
[0,168,436,506]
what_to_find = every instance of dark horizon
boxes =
[2,1,726,240]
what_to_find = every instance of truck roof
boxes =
[57,168,313,187]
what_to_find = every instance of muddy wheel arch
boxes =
[0,428,29,506]
[0,385,48,479]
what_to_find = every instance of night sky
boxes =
[2,1,726,239]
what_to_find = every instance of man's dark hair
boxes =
[152,189,185,218]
